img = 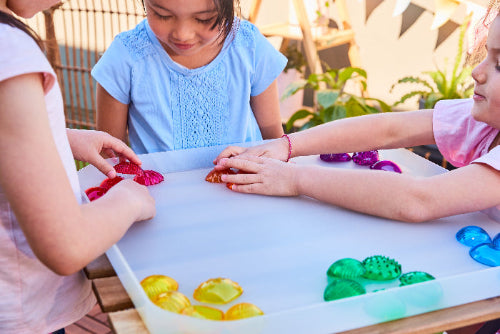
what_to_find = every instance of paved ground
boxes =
[65,304,112,334]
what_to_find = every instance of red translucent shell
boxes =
[85,186,107,201]
[133,170,164,186]
[205,168,236,183]
[114,161,143,175]
[99,176,124,190]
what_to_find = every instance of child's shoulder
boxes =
[113,20,156,59]
[232,19,262,48]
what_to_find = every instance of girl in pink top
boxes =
[0,1,156,333]
[214,4,500,224]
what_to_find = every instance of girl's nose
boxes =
[472,60,487,84]
[172,21,194,41]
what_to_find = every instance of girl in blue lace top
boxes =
[92,0,287,154]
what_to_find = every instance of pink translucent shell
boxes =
[370,160,402,173]
[320,153,352,162]
[352,150,379,166]
[85,186,107,201]
[134,170,164,186]
[99,176,124,191]
[114,161,143,175]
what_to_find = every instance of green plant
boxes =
[283,45,306,74]
[282,67,392,132]
[390,16,474,109]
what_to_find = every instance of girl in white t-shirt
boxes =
[0,1,156,333]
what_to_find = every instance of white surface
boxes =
[79,145,500,334]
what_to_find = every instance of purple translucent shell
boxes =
[370,160,402,173]
[352,151,379,166]
[320,153,352,162]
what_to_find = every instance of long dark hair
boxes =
[0,11,44,51]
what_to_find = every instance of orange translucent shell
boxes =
[205,168,236,183]
[225,302,264,320]
[140,275,179,300]
[193,278,243,304]
[152,291,191,313]
[181,305,225,320]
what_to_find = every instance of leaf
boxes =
[392,91,429,106]
[345,98,368,118]
[390,76,434,92]
[281,80,308,101]
[285,109,313,132]
[365,97,393,113]
[317,90,340,109]
[332,105,347,120]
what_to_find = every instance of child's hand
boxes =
[213,137,291,168]
[107,179,156,221]
[218,156,300,197]
[67,129,141,178]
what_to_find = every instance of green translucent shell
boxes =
[362,255,402,281]
[399,271,435,286]
[326,258,367,282]
[323,278,366,301]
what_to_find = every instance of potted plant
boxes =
[277,44,307,121]
[282,66,392,132]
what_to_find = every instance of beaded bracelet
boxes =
[281,134,292,162]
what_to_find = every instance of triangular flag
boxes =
[393,0,412,17]
[431,0,460,30]
[435,20,460,49]
[399,3,426,37]
[366,0,384,23]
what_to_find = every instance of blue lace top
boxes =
[92,19,287,154]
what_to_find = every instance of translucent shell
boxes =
[362,255,402,281]
[323,278,366,301]
[140,275,179,300]
[114,161,143,174]
[399,271,435,286]
[370,160,402,173]
[320,153,352,162]
[225,303,264,320]
[456,226,492,247]
[152,291,191,313]
[352,150,379,166]
[193,278,243,304]
[205,168,236,183]
[469,234,500,267]
[181,305,224,321]
[99,176,124,191]
[134,170,164,186]
[84,186,107,201]
[326,258,366,281]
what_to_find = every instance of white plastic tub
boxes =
[78,145,500,334]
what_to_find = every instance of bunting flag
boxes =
[431,0,460,29]
[399,3,426,37]
[435,20,460,49]
[365,0,384,23]
[393,0,412,17]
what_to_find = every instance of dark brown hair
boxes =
[0,11,44,50]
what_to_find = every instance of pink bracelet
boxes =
[281,134,292,162]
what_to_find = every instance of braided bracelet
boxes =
[281,134,292,162]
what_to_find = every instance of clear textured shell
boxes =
[456,226,492,247]
[326,258,366,281]
[319,153,352,162]
[114,161,143,174]
[84,186,107,202]
[469,242,500,267]
[152,291,191,313]
[193,278,243,304]
[399,271,435,286]
[370,160,402,173]
[205,168,236,183]
[323,278,366,301]
[140,275,179,300]
[352,150,379,166]
[134,170,164,186]
[225,303,264,320]
[181,305,224,321]
[362,255,402,281]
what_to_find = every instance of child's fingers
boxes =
[213,146,246,164]
[219,156,263,173]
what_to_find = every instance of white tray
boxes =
[78,145,500,334]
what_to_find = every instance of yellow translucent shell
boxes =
[153,291,191,313]
[225,302,264,320]
[193,278,243,304]
[181,305,225,320]
[140,275,179,300]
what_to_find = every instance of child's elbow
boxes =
[37,251,87,276]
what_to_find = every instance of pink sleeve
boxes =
[433,99,499,167]
[0,24,55,94]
